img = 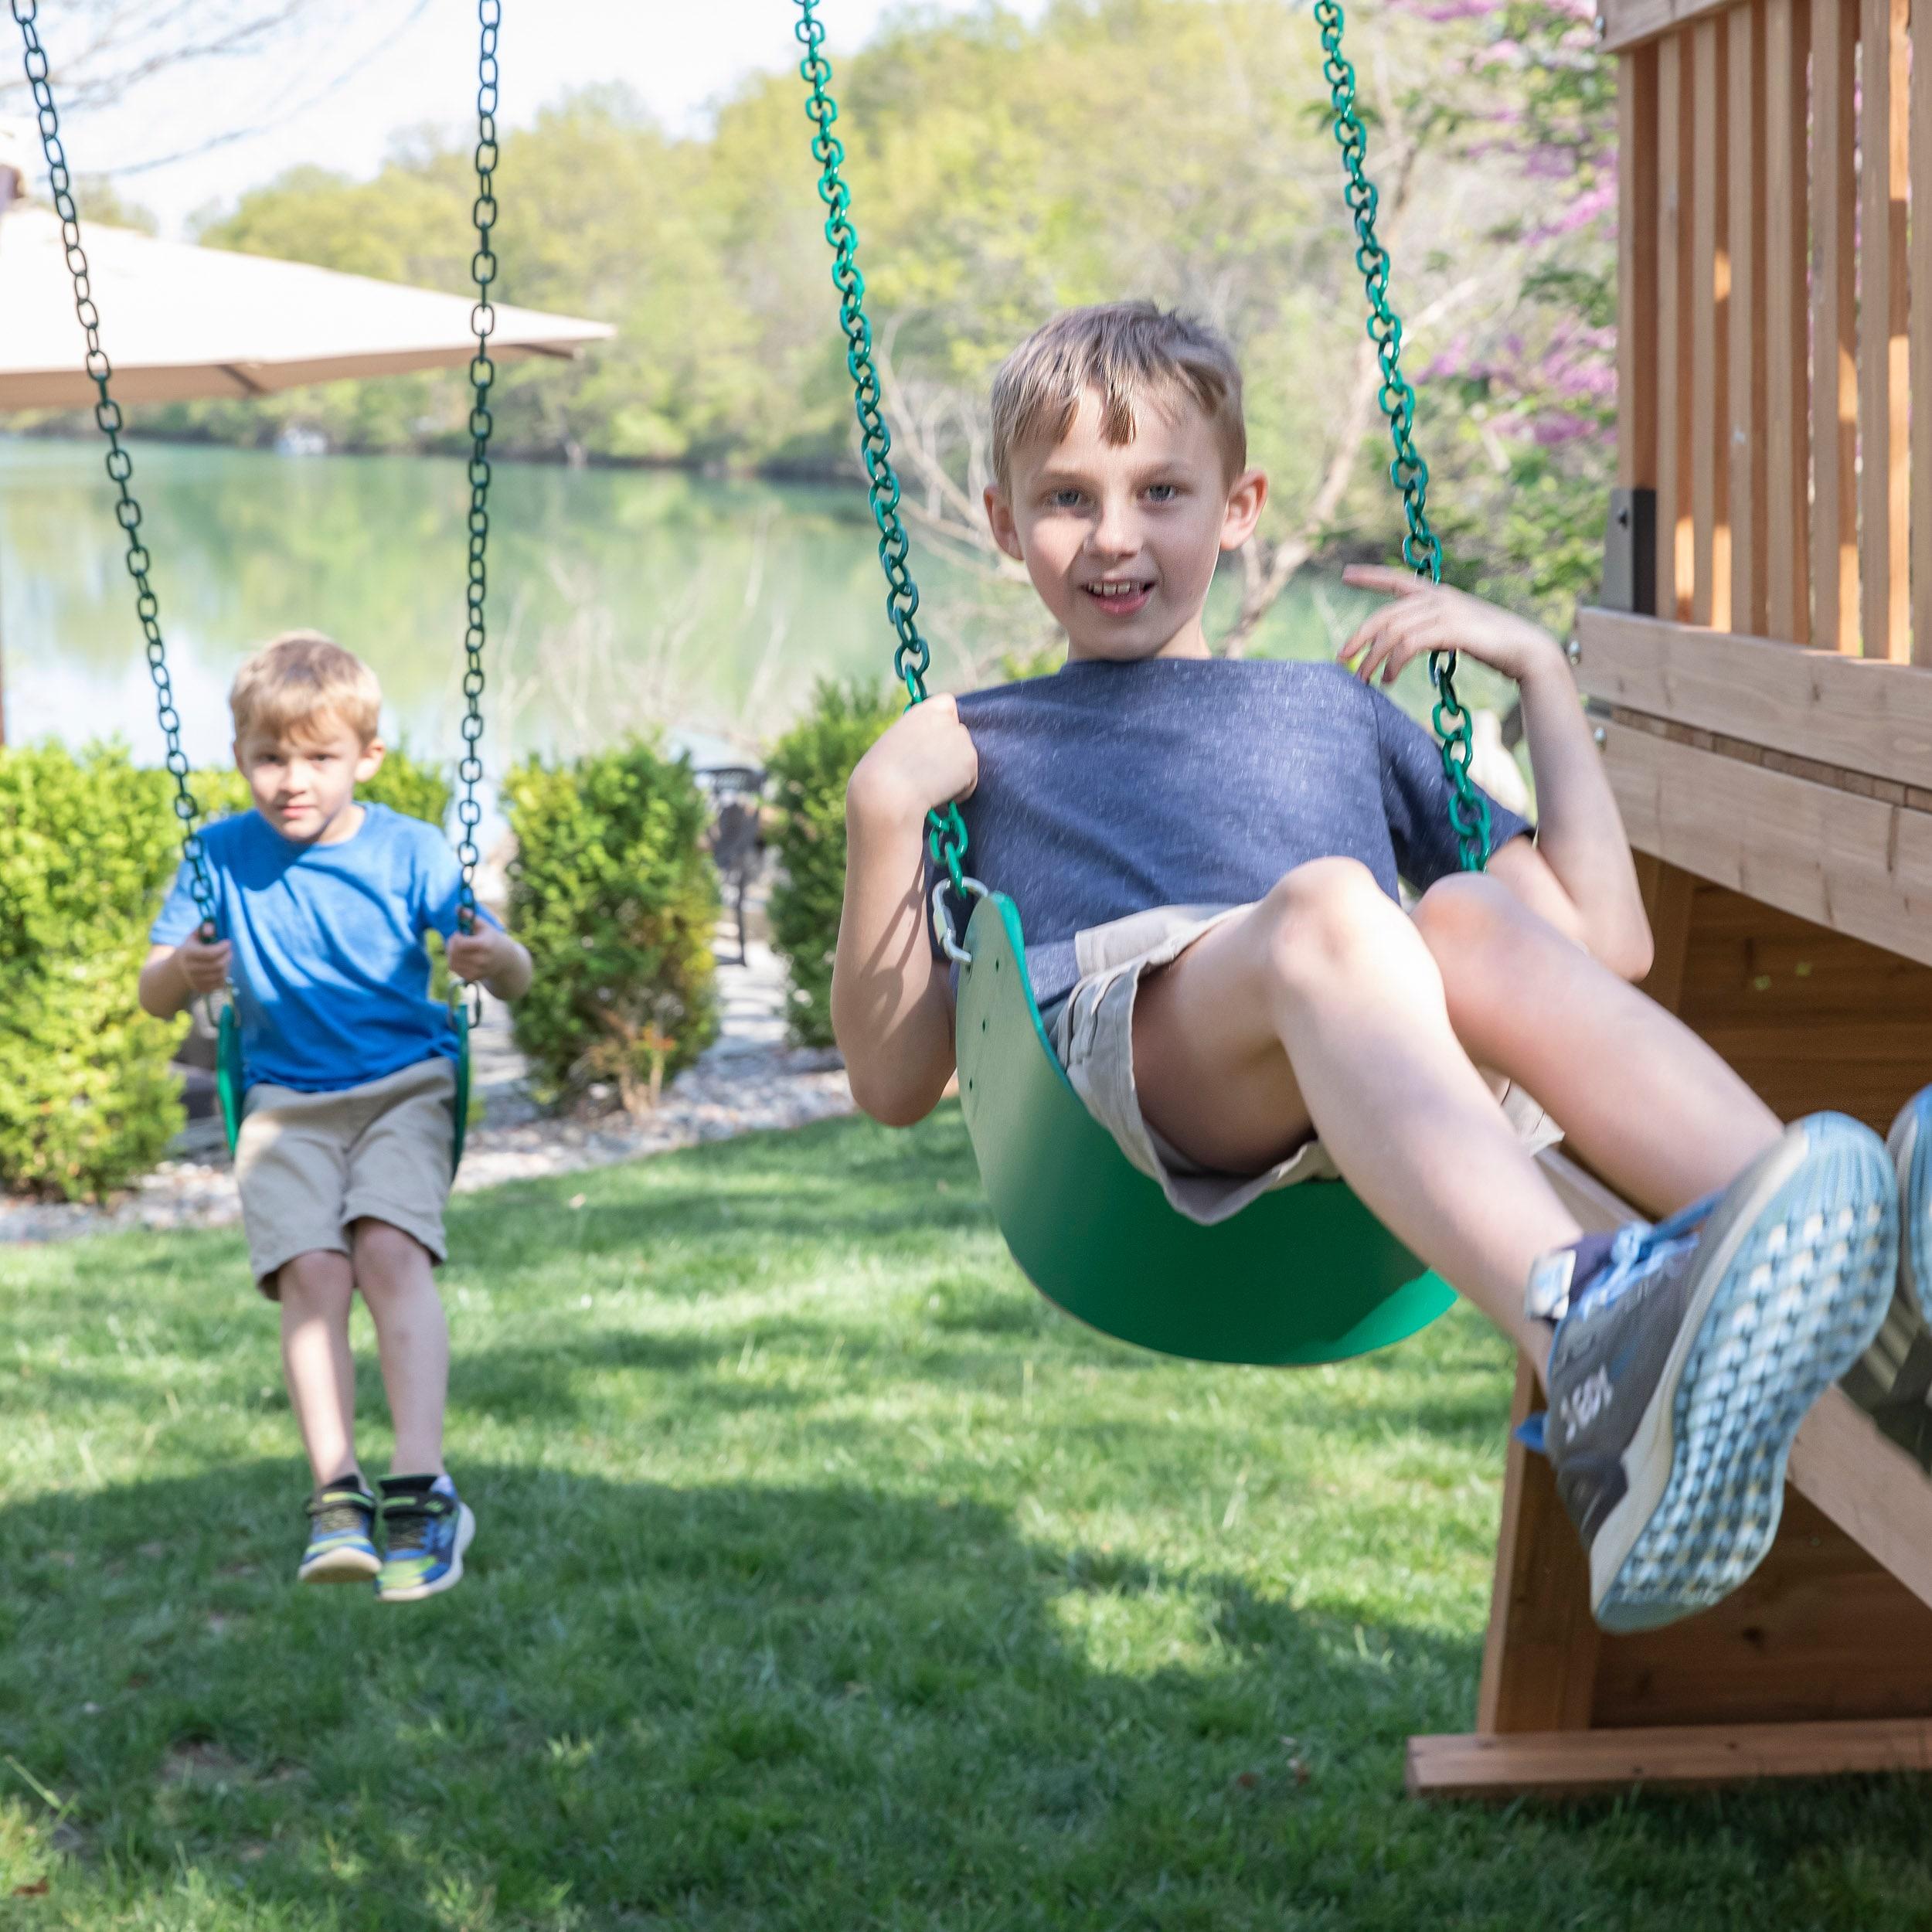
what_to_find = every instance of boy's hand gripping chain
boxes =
[13,0,221,938]
[794,0,975,938]
[1316,0,1492,873]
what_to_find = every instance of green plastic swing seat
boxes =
[215,999,471,1178]
[953,890,1456,1366]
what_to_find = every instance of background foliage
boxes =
[765,680,901,1048]
[505,739,720,1111]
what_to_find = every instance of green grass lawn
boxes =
[3,1106,1930,1930]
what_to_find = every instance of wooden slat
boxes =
[1602,0,1743,54]
[1407,1717,1932,1800]
[1618,46,1660,493]
[1575,608,1932,787]
[1762,0,1811,640]
[1913,0,1932,665]
[1726,0,1764,635]
[1690,17,1729,628]
[1859,0,1912,661]
[1657,35,1692,619]
[1598,718,1932,969]
[1813,0,1859,651]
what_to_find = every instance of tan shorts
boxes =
[235,1057,457,1294]
[1045,904,1563,1226]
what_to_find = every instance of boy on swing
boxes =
[833,302,1932,1633]
[139,634,533,1601]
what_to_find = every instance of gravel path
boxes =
[0,928,855,1247]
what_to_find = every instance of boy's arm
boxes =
[138,935,232,1020]
[447,923,532,1002]
[831,696,977,1126]
[1340,566,1653,981]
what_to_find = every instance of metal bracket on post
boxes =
[1600,488,1657,616]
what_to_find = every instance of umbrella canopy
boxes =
[0,206,613,408]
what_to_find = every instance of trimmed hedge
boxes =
[765,681,900,1049]
[0,745,185,1200]
[505,738,719,1111]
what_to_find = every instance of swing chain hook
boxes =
[12,0,219,933]
[1315,0,1492,873]
[793,0,971,902]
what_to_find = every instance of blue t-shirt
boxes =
[151,803,494,1094]
[927,656,1532,1006]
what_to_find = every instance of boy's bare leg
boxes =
[1410,872,1782,1211]
[1132,859,1582,1369]
[351,1219,449,1476]
[277,1250,360,1488]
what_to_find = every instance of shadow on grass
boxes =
[5,1464,1932,1930]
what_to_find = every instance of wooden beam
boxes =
[1619,46,1661,492]
[1726,0,1763,636]
[1761,0,1809,640]
[1407,1716,1932,1800]
[1859,0,1912,660]
[1813,0,1859,651]
[1913,0,1932,665]
[1691,17,1729,628]
[1575,608,1932,789]
[1601,0,1741,55]
[1598,718,1932,968]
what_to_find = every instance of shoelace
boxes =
[308,1488,373,1538]
[1529,1189,1723,1327]
[382,1492,454,1556]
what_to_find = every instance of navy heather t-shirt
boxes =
[926,656,1532,1007]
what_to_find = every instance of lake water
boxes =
[0,435,1498,778]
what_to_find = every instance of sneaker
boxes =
[1840,1087,1932,1465]
[298,1478,381,1584]
[1526,1113,1896,1634]
[376,1475,474,1603]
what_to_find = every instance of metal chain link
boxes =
[1315,0,1492,872]
[454,0,500,934]
[793,0,969,892]
[12,0,220,933]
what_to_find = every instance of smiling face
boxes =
[236,712,384,845]
[985,384,1267,663]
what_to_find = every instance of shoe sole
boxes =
[376,1502,475,1604]
[1591,1114,1897,1634]
[298,1544,381,1585]
[1893,1090,1932,1324]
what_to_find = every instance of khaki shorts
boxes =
[1045,904,1563,1226]
[235,1057,457,1294]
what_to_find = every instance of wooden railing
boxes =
[1608,0,1932,663]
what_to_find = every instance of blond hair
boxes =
[988,302,1247,488]
[230,631,382,747]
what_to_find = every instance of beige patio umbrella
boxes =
[0,183,613,738]
[0,204,613,406]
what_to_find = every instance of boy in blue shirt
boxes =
[834,303,1930,1634]
[141,632,533,1601]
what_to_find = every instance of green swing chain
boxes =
[793,0,971,896]
[454,0,500,937]
[12,0,219,935]
[1315,0,1492,872]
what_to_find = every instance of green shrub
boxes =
[505,738,719,1111]
[765,680,901,1048]
[0,744,185,1201]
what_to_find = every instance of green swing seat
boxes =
[953,889,1454,1365]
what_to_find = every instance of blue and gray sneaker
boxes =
[298,1478,381,1584]
[1526,1112,1896,1633]
[1840,1087,1932,1466]
[376,1474,474,1604]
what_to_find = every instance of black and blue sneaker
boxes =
[376,1474,474,1604]
[1840,1087,1932,1467]
[1525,1112,1896,1633]
[298,1478,380,1585]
